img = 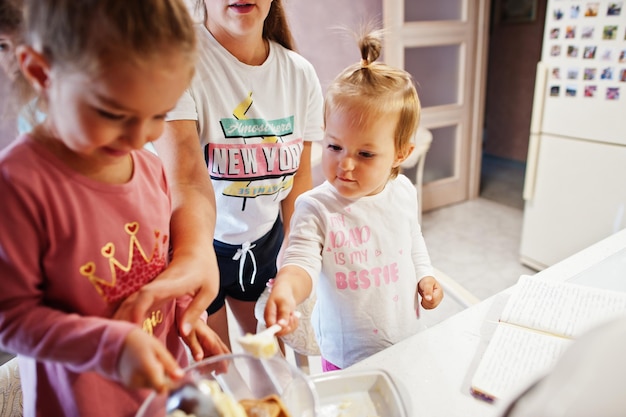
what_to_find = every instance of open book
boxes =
[470,275,626,403]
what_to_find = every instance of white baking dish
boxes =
[311,368,409,417]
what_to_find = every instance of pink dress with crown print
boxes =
[0,135,189,417]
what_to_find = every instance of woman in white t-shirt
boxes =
[154,0,324,349]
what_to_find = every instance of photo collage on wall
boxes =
[546,1,625,100]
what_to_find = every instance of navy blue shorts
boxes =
[207,218,284,315]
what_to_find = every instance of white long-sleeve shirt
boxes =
[282,175,434,368]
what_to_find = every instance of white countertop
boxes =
[348,228,626,417]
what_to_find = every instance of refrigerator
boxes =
[520,0,626,271]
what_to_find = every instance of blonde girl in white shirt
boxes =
[264,29,444,371]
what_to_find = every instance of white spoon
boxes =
[238,311,301,359]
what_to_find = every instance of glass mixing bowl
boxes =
[136,353,318,417]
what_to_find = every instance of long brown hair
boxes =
[262,0,295,50]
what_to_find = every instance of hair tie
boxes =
[360,58,369,68]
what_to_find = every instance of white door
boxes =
[383,0,490,211]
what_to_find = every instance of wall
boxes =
[483,0,547,162]
[0,71,18,150]
[284,0,382,92]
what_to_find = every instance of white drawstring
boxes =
[232,241,257,292]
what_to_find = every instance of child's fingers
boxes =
[201,333,230,358]
[287,311,301,334]
[419,284,434,301]
[185,331,204,362]
[418,276,438,300]
[196,325,231,359]
[433,284,444,304]
[154,344,185,392]
[421,297,436,309]
[179,286,216,337]
[119,329,184,392]
[421,283,444,309]
[274,306,298,335]
[264,298,279,328]
[277,303,293,324]
[112,290,157,324]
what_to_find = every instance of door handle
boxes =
[523,62,548,202]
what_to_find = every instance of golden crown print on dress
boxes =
[79,222,168,303]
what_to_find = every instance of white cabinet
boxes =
[520,134,626,270]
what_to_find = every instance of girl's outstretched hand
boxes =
[112,252,219,338]
[418,276,444,309]
[263,282,300,337]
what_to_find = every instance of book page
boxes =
[470,323,572,402]
[500,275,626,338]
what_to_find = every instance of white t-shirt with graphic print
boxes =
[166,24,324,244]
